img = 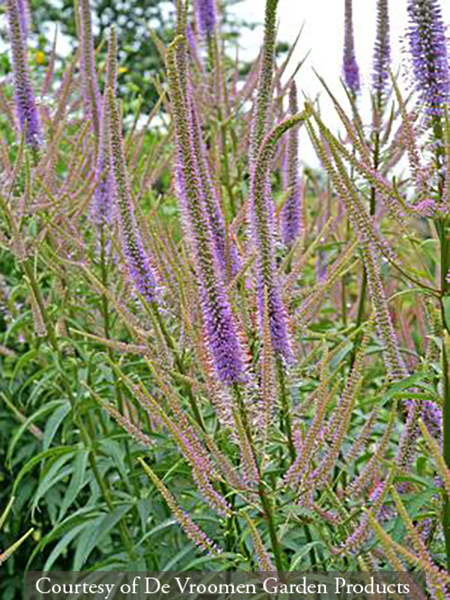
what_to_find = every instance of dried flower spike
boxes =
[78,0,101,135]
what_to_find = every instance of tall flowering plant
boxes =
[1,0,450,590]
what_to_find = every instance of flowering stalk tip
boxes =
[281,81,303,246]
[343,0,361,95]
[6,0,41,149]
[407,0,450,117]
[168,37,244,384]
[93,26,117,227]
[372,0,390,99]
[107,87,158,304]
[196,0,217,38]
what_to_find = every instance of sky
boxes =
[229,0,450,165]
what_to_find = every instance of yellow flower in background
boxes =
[118,66,128,75]
[35,50,46,65]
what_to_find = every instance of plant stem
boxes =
[350,121,380,368]
[430,109,450,570]
[277,357,296,462]
[233,384,284,572]
[438,224,450,570]
[148,300,205,429]
[258,481,285,573]
[99,228,140,499]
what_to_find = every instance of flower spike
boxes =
[6,0,41,149]
[107,87,158,304]
[343,0,361,95]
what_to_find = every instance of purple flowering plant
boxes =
[1,0,450,591]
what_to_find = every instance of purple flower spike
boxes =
[6,0,41,149]
[252,117,308,361]
[372,0,390,97]
[93,27,117,227]
[343,0,361,95]
[199,279,246,384]
[17,0,30,39]
[196,0,217,38]
[407,0,450,116]
[107,88,158,304]
[281,81,303,246]
[168,37,245,384]
[189,99,241,278]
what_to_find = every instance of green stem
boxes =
[99,228,140,499]
[258,481,285,573]
[233,384,284,572]
[432,110,450,570]
[303,522,318,571]
[441,335,450,571]
[349,124,380,368]
[439,224,450,570]
[276,358,296,462]
[148,301,205,429]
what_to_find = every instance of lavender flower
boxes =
[168,37,245,384]
[79,0,101,135]
[339,476,392,555]
[343,0,361,95]
[407,0,450,116]
[253,117,306,360]
[414,198,437,217]
[372,0,390,98]
[93,27,117,226]
[107,88,158,303]
[16,0,29,38]
[196,0,216,38]
[6,0,41,149]
[188,98,240,277]
[281,81,303,246]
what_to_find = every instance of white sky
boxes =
[230,0,450,165]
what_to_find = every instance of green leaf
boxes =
[43,523,89,572]
[73,504,132,570]
[329,342,353,371]
[136,518,178,548]
[384,374,422,399]
[10,349,38,383]
[389,489,437,543]
[161,544,193,570]
[26,508,101,569]
[43,400,71,450]
[12,446,75,495]
[58,447,90,521]
[443,297,450,331]
[183,552,240,570]
[289,542,322,571]
[31,452,75,513]
[7,400,69,466]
